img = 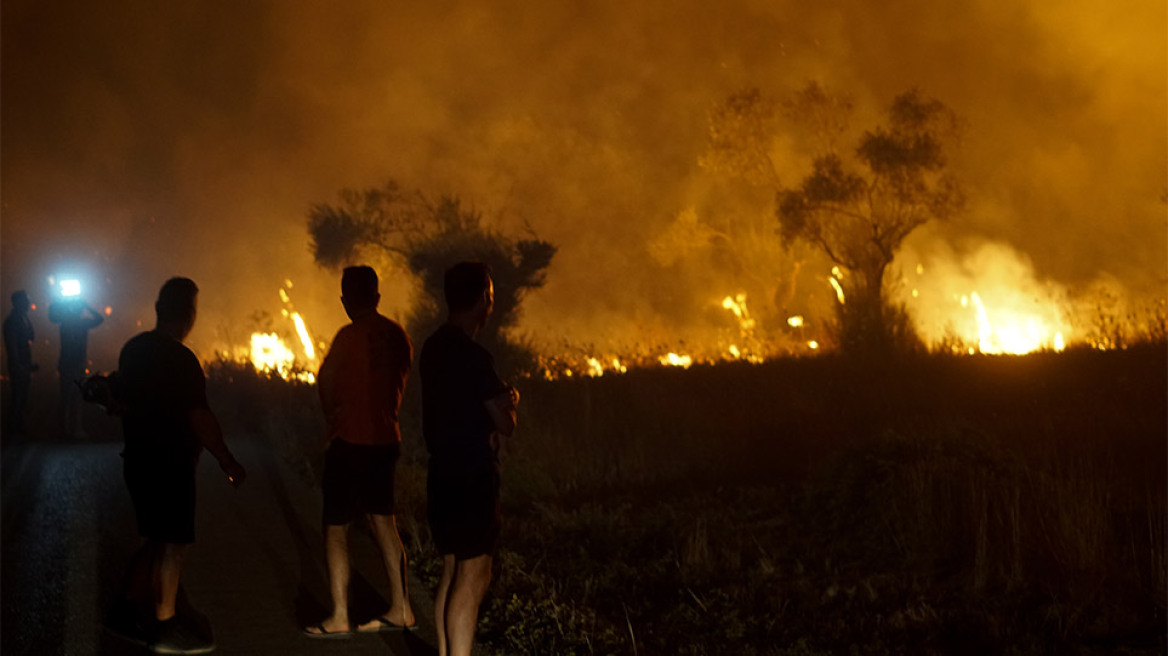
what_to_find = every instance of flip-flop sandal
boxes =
[303,622,351,639]
[358,616,416,632]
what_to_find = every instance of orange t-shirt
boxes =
[317,311,412,446]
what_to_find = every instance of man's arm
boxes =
[483,385,519,437]
[190,406,246,486]
[83,305,104,329]
[316,328,349,422]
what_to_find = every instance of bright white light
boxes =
[60,279,82,297]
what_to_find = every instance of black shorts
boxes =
[322,439,401,526]
[427,464,500,560]
[124,452,198,544]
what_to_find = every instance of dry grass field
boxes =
[207,343,1166,655]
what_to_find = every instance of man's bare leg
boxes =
[307,524,353,634]
[434,554,456,656]
[445,555,492,656]
[123,542,154,606]
[359,514,415,629]
[153,543,189,621]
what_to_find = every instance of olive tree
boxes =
[705,83,964,351]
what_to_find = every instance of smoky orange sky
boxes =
[3,0,1165,367]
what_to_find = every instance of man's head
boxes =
[155,277,199,339]
[341,266,380,319]
[10,290,30,313]
[444,261,493,326]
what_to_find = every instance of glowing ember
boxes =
[787,315,804,328]
[586,357,604,377]
[829,276,846,305]
[721,294,756,331]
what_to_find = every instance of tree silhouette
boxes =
[307,181,556,374]
[705,83,965,352]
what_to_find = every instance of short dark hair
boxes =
[444,261,492,312]
[156,277,199,323]
[11,290,28,307]
[341,266,379,305]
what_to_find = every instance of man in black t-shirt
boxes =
[109,278,246,655]
[420,262,518,656]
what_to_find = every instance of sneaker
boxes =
[151,616,215,655]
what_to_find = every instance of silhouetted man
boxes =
[108,277,246,654]
[305,265,416,638]
[421,262,519,656]
[3,290,37,436]
[49,293,103,438]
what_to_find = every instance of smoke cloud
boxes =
[3,0,1164,367]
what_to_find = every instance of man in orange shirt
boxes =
[305,266,416,637]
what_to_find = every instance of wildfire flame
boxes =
[250,333,295,373]
[970,292,1067,355]
[721,294,756,331]
[290,312,316,360]
[659,352,694,368]
[720,293,766,363]
[230,281,318,383]
[903,244,1075,355]
[352,244,1138,384]
[525,254,1091,381]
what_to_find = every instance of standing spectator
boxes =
[49,290,103,438]
[3,290,37,436]
[108,277,246,654]
[420,262,519,656]
[305,265,416,638]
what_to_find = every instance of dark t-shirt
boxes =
[420,323,507,471]
[118,331,208,462]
